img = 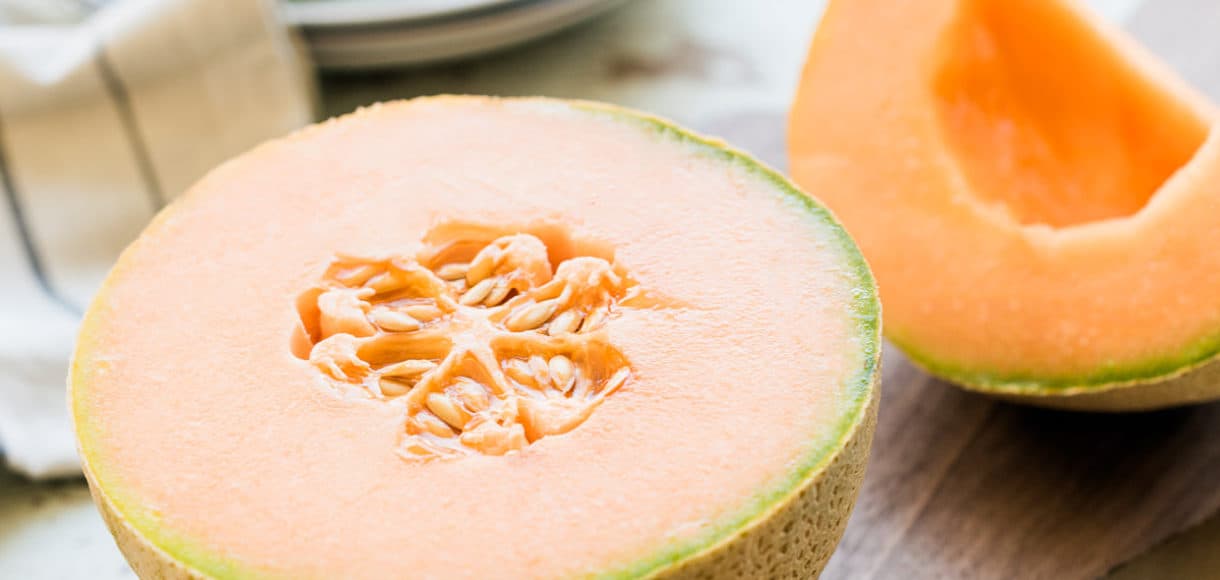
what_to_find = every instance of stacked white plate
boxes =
[279,0,627,69]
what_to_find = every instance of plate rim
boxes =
[279,0,522,28]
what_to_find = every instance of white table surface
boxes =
[0,0,1195,578]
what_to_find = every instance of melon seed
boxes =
[417,412,457,438]
[465,246,501,285]
[435,262,469,281]
[529,355,551,387]
[381,359,437,378]
[379,377,413,397]
[461,278,496,306]
[548,356,574,393]
[427,393,470,429]
[369,309,422,332]
[402,303,444,321]
[505,300,559,331]
[485,280,512,306]
[547,310,582,336]
[601,367,630,397]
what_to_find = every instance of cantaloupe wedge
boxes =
[71,97,880,578]
[789,0,1220,410]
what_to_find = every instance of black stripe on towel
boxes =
[0,110,82,316]
[95,50,166,211]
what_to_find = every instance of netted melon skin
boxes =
[86,471,205,580]
[657,371,878,580]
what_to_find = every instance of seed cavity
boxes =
[295,225,643,461]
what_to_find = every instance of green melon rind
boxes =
[890,323,1220,400]
[71,96,881,579]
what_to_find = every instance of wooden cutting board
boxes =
[819,352,1220,579]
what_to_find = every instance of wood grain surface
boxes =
[821,352,1220,579]
[1106,510,1220,579]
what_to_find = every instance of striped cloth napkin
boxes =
[0,0,314,478]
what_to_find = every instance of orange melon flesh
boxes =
[789,0,1220,405]
[72,98,879,578]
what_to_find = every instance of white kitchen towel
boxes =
[0,0,314,479]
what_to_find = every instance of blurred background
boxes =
[1,0,1219,578]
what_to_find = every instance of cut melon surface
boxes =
[789,0,1220,410]
[72,97,880,578]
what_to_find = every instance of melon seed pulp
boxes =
[295,222,652,459]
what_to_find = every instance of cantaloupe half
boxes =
[70,97,880,578]
[789,0,1220,410]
